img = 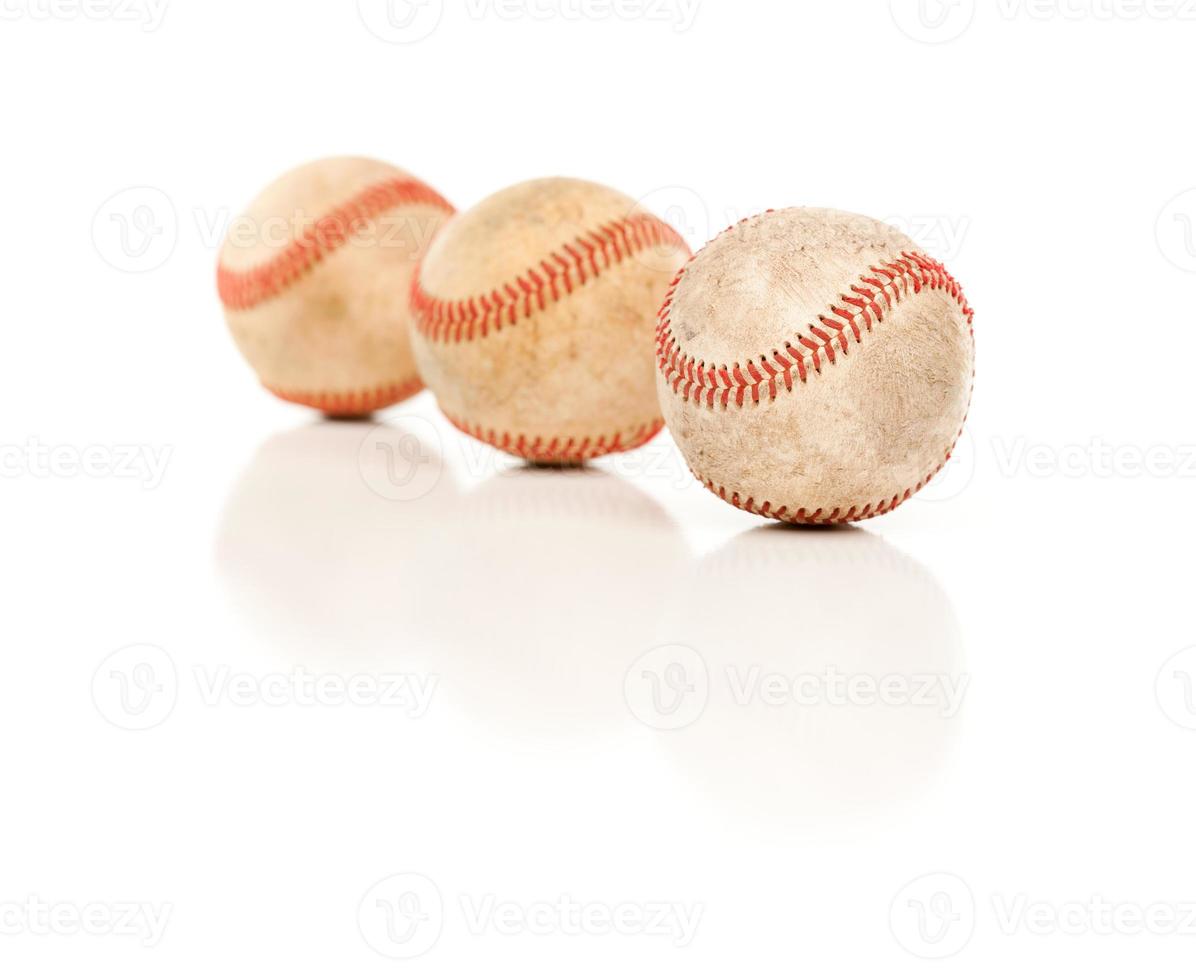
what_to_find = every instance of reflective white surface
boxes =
[4,1,1196,976]
[218,421,966,831]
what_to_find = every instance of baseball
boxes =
[410,177,691,463]
[656,208,975,524]
[218,157,454,418]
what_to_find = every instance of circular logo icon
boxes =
[92,644,178,731]
[357,0,444,44]
[890,872,975,959]
[624,645,709,731]
[1156,189,1196,273]
[632,186,708,274]
[358,417,444,502]
[91,187,178,273]
[917,426,976,504]
[358,873,443,959]
[1157,647,1196,731]
[890,0,976,44]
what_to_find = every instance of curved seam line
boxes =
[445,412,664,461]
[218,177,455,312]
[687,422,968,524]
[411,214,690,345]
[656,248,974,411]
[265,376,424,414]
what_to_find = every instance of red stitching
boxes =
[445,412,664,463]
[658,226,976,523]
[265,376,424,416]
[656,250,974,409]
[687,423,967,525]
[411,214,690,343]
[217,178,455,312]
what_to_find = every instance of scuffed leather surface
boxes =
[657,208,974,520]
[412,177,690,453]
[221,157,451,398]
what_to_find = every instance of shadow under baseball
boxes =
[215,418,463,670]
[399,464,693,736]
[648,524,967,834]
[216,424,693,739]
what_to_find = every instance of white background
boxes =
[2,0,1195,975]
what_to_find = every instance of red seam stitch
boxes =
[686,423,969,526]
[656,249,975,408]
[410,214,690,344]
[444,412,664,463]
[264,376,425,416]
[217,177,455,312]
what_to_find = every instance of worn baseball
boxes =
[218,157,454,417]
[657,208,975,524]
[410,177,691,463]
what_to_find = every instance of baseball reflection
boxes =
[216,418,460,668]
[646,525,966,831]
[404,465,692,734]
